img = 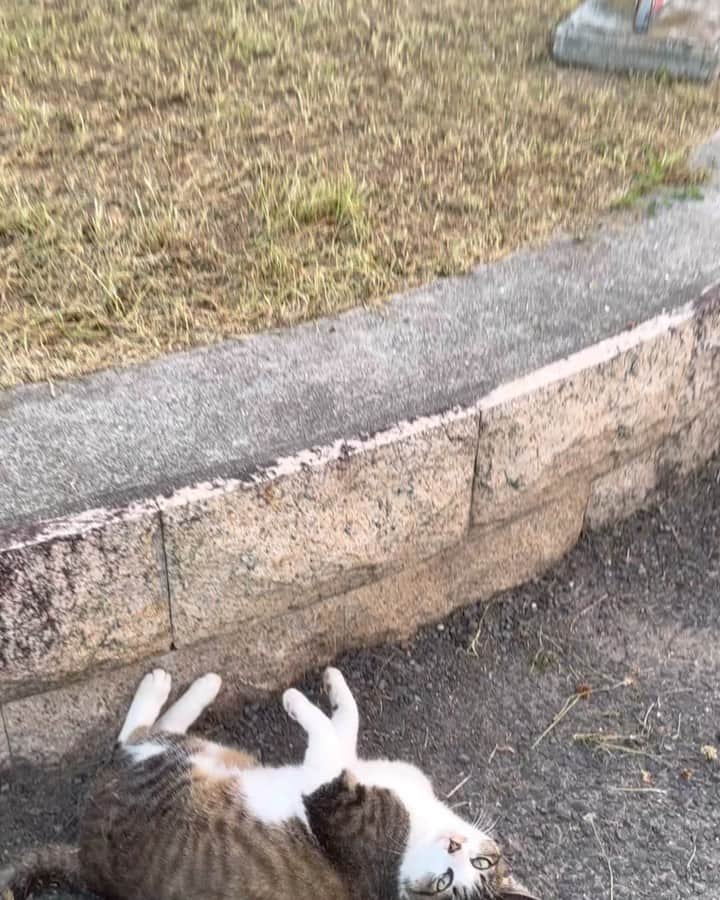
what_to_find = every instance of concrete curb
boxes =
[2,284,719,766]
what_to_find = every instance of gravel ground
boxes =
[2,458,720,899]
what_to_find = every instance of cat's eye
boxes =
[471,855,497,871]
[434,869,454,893]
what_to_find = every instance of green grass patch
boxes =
[613,151,705,208]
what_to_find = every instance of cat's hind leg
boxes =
[154,673,222,734]
[323,667,359,758]
[118,669,172,744]
[283,688,342,776]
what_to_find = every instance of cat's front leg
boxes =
[118,669,172,744]
[323,667,359,759]
[282,688,343,789]
[154,673,222,734]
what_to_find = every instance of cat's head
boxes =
[399,827,538,900]
[305,771,537,900]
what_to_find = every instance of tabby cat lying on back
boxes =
[2,666,539,900]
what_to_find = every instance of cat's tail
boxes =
[0,843,85,898]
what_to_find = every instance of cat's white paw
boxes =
[193,672,222,704]
[282,688,304,721]
[142,668,173,705]
[323,667,346,709]
[323,667,359,757]
[153,672,221,735]
[118,668,173,742]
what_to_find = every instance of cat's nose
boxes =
[447,835,467,853]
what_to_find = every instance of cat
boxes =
[1,666,538,900]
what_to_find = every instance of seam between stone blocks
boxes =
[466,408,483,534]
[0,704,13,765]
[579,472,595,536]
[154,501,177,651]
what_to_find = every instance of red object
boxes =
[634,0,669,33]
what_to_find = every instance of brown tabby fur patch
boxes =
[306,772,410,900]
[67,733,408,900]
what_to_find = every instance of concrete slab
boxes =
[160,409,478,645]
[2,171,720,531]
[585,447,661,526]
[0,504,171,703]
[553,0,720,81]
[472,304,696,525]
[342,485,588,650]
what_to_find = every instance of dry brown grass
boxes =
[1,0,718,387]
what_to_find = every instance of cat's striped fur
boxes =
[2,667,538,900]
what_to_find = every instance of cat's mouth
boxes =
[402,875,497,900]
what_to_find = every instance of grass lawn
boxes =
[1,0,718,388]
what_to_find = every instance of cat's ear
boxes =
[339,769,359,791]
[498,874,541,900]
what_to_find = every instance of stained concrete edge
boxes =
[158,407,480,647]
[0,501,173,704]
